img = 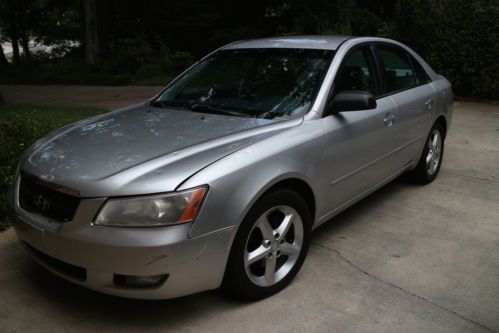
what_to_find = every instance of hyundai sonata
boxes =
[8,36,452,299]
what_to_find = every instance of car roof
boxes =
[222,35,353,50]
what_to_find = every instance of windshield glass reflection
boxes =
[157,48,334,119]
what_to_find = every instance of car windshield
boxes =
[156,48,335,119]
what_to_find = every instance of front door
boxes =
[320,45,400,216]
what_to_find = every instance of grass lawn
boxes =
[0,104,107,230]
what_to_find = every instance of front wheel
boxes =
[222,189,311,299]
[409,122,445,184]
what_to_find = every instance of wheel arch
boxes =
[435,115,448,139]
[221,176,314,298]
[256,177,316,225]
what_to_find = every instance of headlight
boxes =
[94,187,207,227]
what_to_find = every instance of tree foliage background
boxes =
[0,0,497,99]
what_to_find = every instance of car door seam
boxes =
[320,162,414,225]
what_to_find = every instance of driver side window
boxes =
[334,47,377,96]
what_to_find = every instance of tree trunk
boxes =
[96,0,114,53]
[9,21,20,64]
[20,37,30,61]
[18,3,31,61]
[83,0,99,65]
[0,44,8,66]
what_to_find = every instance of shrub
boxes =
[0,114,52,229]
[101,36,155,72]
[393,0,499,99]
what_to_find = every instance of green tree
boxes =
[0,0,496,98]
[392,0,499,98]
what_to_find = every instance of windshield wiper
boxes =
[189,103,253,118]
[149,100,191,109]
[257,110,281,119]
[151,100,260,118]
[149,100,167,108]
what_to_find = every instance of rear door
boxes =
[374,43,436,166]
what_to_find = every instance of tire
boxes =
[409,122,445,184]
[222,188,311,299]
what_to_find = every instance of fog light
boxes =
[114,274,168,288]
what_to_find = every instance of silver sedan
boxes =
[8,36,452,299]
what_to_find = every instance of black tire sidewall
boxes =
[222,188,311,299]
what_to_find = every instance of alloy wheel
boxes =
[426,129,442,175]
[244,205,303,287]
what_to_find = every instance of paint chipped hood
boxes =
[20,104,300,197]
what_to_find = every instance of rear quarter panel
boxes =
[431,75,454,128]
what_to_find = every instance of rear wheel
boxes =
[409,122,445,184]
[223,189,311,299]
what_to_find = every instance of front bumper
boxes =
[9,180,234,300]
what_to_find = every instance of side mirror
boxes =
[326,90,377,115]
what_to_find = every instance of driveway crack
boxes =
[311,241,496,333]
[441,170,498,184]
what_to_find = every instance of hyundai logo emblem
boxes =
[34,195,50,212]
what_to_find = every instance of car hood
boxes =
[21,104,300,197]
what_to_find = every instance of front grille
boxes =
[18,173,81,222]
[24,242,87,281]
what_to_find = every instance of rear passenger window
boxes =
[408,54,431,85]
[377,45,417,94]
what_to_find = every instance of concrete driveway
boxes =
[0,86,498,332]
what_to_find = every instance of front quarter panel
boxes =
[179,119,326,239]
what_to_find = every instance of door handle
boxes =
[384,113,397,127]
